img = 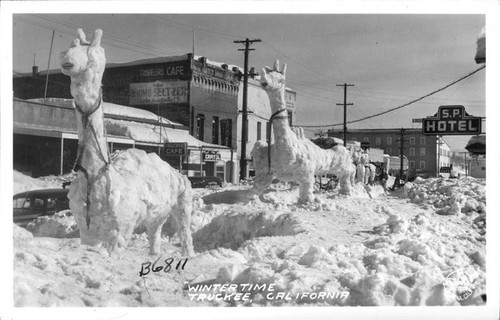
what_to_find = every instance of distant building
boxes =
[13,53,296,182]
[328,128,450,177]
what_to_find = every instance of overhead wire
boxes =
[15,15,486,131]
[294,65,485,128]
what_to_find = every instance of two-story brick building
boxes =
[328,128,450,177]
[13,53,296,182]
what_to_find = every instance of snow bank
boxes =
[13,170,74,194]
[193,209,306,251]
[26,210,79,238]
[400,177,486,216]
[12,172,486,307]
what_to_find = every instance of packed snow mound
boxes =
[401,177,485,216]
[26,210,79,238]
[193,209,306,251]
[13,224,33,242]
[14,170,75,194]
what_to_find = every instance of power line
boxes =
[295,65,485,128]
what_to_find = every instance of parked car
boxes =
[187,176,224,188]
[439,166,458,179]
[13,188,70,227]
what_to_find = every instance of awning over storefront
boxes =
[105,118,225,149]
[465,135,485,155]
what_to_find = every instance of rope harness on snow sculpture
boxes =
[267,108,289,174]
[72,89,110,229]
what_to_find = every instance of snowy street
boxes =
[13,173,486,307]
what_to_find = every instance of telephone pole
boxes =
[234,38,261,181]
[336,83,354,146]
[436,136,443,177]
[398,128,407,179]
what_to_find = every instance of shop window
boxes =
[419,160,426,169]
[257,122,262,141]
[287,110,293,126]
[196,114,205,141]
[220,119,233,148]
[212,116,220,144]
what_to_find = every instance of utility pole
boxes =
[336,83,354,146]
[44,30,55,101]
[397,128,407,179]
[234,38,261,181]
[459,151,468,177]
[436,136,443,177]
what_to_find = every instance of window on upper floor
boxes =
[419,160,426,169]
[387,137,393,145]
[420,137,426,145]
[196,114,205,141]
[220,119,233,148]
[212,116,220,144]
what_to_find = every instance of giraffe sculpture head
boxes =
[260,60,287,92]
[59,29,106,103]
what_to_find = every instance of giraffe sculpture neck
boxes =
[72,78,109,179]
[268,87,292,138]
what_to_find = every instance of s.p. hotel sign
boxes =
[129,80,188,105]
[422,105,481,135]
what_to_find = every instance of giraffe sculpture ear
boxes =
[77,29,90,45]
[281,63,287,76]
[90,29,103,48]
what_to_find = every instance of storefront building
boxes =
[328,128,449,177]
[13,53,296,182]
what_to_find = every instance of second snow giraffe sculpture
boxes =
[251,61,355,203]
[60,29,194,256]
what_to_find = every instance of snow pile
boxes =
[193,209,306,251]
[401,177,485,216]
[13,170,73,194]
[13,172,486,307]
[26,210,79,238]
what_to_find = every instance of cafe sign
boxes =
[129,80,188,105]
[422,105,482,136]
[164,143,187,156]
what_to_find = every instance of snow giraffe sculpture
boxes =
[250,60,355,203]
[60,29,194,256]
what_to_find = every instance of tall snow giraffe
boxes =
[251,60,355,203]
[60,29,194,256]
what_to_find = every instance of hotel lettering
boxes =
[422,105,481,136]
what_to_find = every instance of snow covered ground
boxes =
[11,171,488,310]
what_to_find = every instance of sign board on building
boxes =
[202,150,221,161]
[412,118,423,123]
[164,143,187,156]
[138,61,190,80]
[422,105,482,136]
[129,80,188,105]
[361,141,370,150]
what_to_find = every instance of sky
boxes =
[10,11,486,151]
